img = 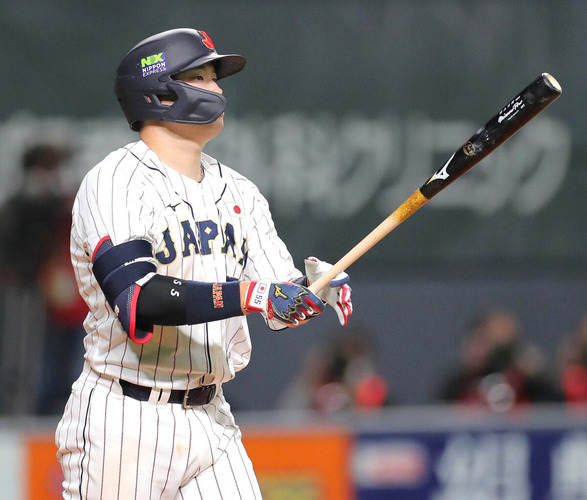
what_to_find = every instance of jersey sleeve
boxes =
[71,151,161,343]
[240,182,303,283]
[74,152,159,255]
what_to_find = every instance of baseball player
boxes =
[55,28,352,499]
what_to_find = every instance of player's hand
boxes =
[304,257,353,326]
[243,279,324,329]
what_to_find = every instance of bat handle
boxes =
[308,190,429,294]
[308,257,354,294]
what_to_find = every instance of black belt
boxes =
[119,379,216,408]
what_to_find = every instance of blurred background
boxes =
[2,0,587,498]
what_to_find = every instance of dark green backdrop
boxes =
[2,0,584,279]
[1,0,586,408]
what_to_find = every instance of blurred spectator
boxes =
[559,311,587,405]
[0,143,86,415]
[278,327,391,414]
[437,308,561,412]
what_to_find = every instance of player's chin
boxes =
[208,114,224,131]
[190,116,224,139]
[194,113,224,128]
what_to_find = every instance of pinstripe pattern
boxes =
[57,365,261,499]
[57,140,296,498]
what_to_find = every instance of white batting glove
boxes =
[304,257,353,326]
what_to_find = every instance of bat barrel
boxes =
[308,73,562,295]
[419,73,562,200]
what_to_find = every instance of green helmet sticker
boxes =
[141,52,166,77]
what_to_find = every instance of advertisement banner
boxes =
[353,428,587,499]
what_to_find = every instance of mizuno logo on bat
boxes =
[426,153,454,185]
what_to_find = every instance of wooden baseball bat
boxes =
[309,73,562,293]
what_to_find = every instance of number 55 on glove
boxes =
[244,279,324,328]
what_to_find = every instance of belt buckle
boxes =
[183,388,196,409]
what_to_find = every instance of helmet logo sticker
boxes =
[199,31,215,50]
[141,52,167,77]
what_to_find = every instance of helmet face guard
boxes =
[115,28,246,131]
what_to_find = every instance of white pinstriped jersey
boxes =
[71,140,302,390]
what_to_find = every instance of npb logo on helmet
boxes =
[141,52,167,77]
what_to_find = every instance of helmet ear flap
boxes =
[126,92,177,131]
[143,92,177,106]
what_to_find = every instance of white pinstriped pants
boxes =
[56,366,262,499]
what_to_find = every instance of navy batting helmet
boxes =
[115,28,246,131]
